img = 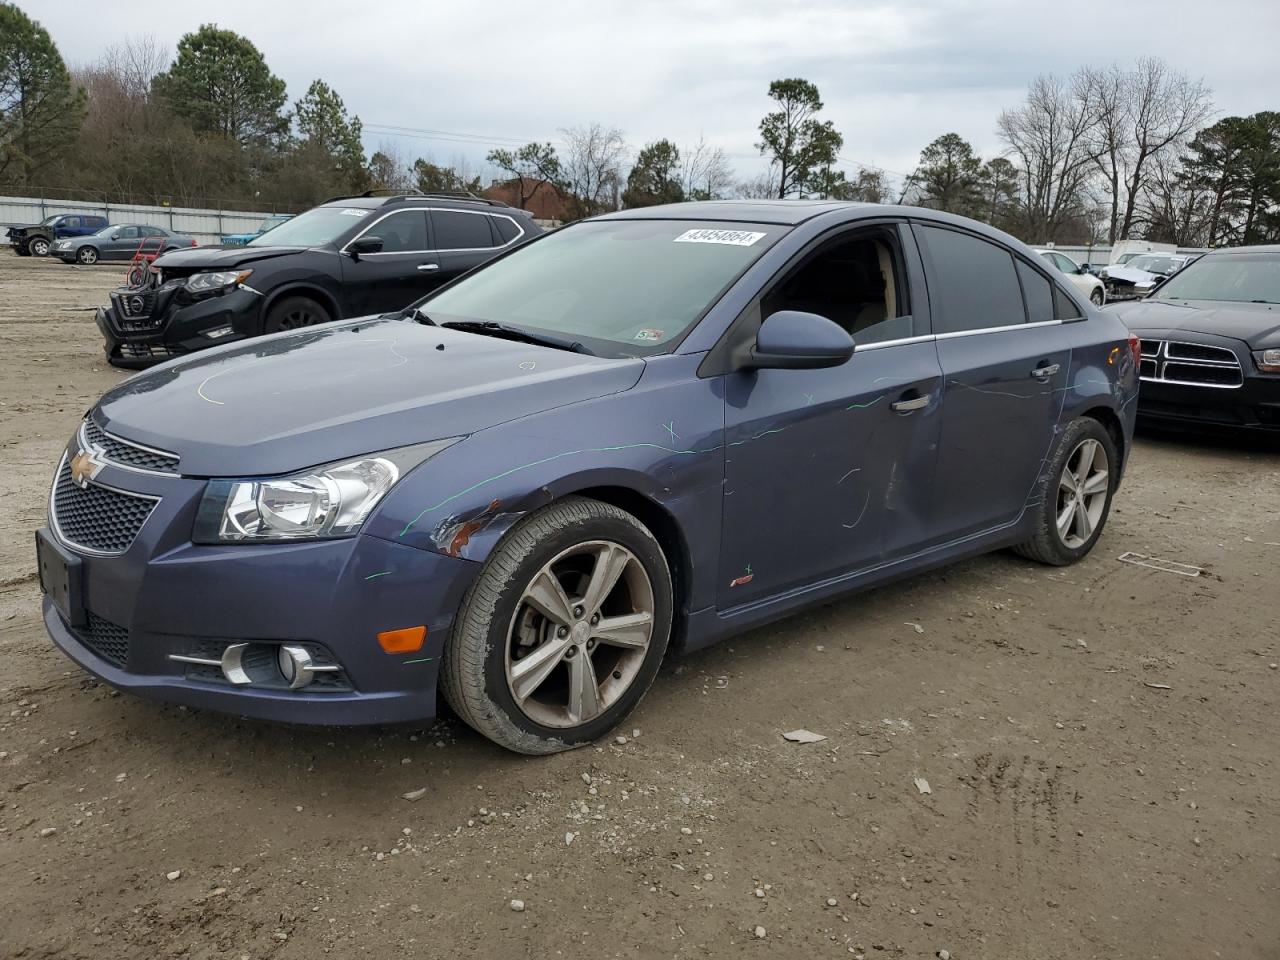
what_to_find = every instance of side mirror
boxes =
[347,236,384,261]
[1079,264,1092,275]
[740,310,855,371]
[110,232,121,240]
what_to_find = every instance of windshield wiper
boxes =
[441,320,592,355]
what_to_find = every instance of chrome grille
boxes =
[82,417,179,474]
[1137,339,1243,389]
[50,457,158,555]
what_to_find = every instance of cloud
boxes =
[18,0,1280,187]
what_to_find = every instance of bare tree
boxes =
[679,137,735,200]
[560,123,627,218]
[997,73,1097,241]
[1084,58,1213,242]
[735,172,777,199]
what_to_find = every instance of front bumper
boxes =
[37,459,480,725]
[1137,375,1280,431]
[97,285,261,369]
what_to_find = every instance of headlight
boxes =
[186,269,252,293]
[1254,349,1280,374]
[193,439,460,543]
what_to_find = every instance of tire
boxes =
[29,237,50,257]
[15,243,31,257]
[1090,287,1105,307]
[441,496,673,754]
[263,295,332,333]
[1014,418,1117,566]
[75,246,99,265]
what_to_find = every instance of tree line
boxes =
[2,3,1277,246]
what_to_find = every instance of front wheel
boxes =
[1014,418,1117,566]
[14,243,31,257]
[1090,287,1105,307]
[442,497,673,754]
[75,245,99,265]
[263,295,332,333]
[29,237,51,257]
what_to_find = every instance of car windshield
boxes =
[41,215,61,226]
[419,219,782,358]
[246,206,369,247]
[1129,255,1178,273]
[259,216,288,232]
[1153,253,1280,304]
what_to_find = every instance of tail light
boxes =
[1128,333,1141,367]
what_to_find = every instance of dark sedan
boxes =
[1109,246,1280,432]
[38,201,1138,754]
[51,224,197,265]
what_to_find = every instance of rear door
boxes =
[103,225,140,259]
[340,209,437,314]
[913,223,1073,543]
[429,209,502,288]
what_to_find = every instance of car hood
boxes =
[1104,265,1159,284]
[95,318,646,476]
[153,244,309,270]
[1110,298,1280,349]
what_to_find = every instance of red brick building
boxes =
[483,177,570,222]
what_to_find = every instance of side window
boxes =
[1016,259,1054,323]
[1053,253,1078,274]
[367,210,427,253]
[64,217,80,229]
[917,226,1025,333]
[1054,285,1082,320]
[116,226,140,239]
[432,210,496,250]
[492,215,521,244]
[760,226,913,346]
[143,226,167,237]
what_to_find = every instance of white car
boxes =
[1099,254,1194,301]
[1035,249,1106,306]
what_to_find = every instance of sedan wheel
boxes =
[1013,417,1117,566]
[442,497,673,754]
[29,237,50,257]
[76,246,98,265]
[1090,287,1105,306]
[1055,438,1109,549]
[506,541,655,728]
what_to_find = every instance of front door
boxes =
[341,209,438,315]
[914,224,1073,542]
[718,224,942,609]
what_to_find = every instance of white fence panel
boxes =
[1,195,279,245]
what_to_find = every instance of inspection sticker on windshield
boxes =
[339,208,371,216]
[673,229,766,247]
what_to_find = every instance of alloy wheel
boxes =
[77,247,98,264]
[1090,288,1104,306]
[505,540,655,728]
[30,238,50,256]
[277,306,319,329]
[1056,438,1109,548]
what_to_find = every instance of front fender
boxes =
[363,354,727,612]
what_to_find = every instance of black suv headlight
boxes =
[193,439,460,544]
[185,269,253,294]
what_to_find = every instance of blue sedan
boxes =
[37,201,1140,753]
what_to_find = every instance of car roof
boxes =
[602,199,873,226]
[1201,244,1280,255]
[319,192,518,212]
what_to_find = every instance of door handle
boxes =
[891,394,930,413]
[1031,362,1060,379]
[417,263,440,272]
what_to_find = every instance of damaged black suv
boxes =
[96,191,541,368]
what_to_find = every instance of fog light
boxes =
[277,644,317,689]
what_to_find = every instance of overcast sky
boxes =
[20,0,1280,188]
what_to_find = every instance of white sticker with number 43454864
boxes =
[673,229,766,246]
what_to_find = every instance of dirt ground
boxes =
[1,251,1277,960]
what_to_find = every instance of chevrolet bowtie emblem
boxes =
[70,449,105,488]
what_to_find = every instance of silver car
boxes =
[52,224,198,265]
[1035,248,1106,306]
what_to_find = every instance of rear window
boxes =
[432,210,496,250]
[493,216,522,244]
[917,225,1025,333]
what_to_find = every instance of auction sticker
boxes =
[673,229,766,246]
[340,208,371,216]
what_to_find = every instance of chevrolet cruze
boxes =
[37,201,1139,753]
